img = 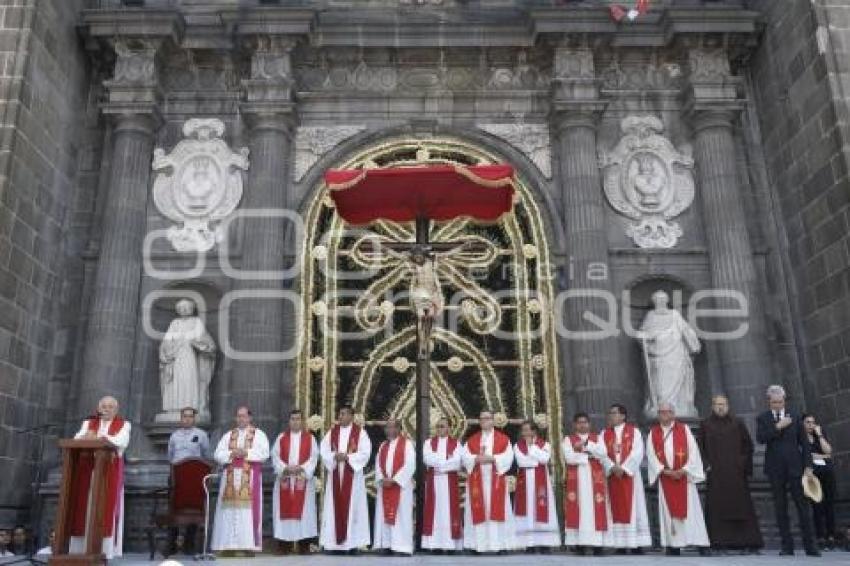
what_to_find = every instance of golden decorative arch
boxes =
[295,136,563,470]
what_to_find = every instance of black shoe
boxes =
[592,547,604,556]
[666,547,681,556]
[698,547,711,557]
[631,548,645,555]
[805,548,822,557]
[615,548,627,555]
[779,548,794,556]
[574,546,586,556]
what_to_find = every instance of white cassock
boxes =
[211,427,270,551]
[373,436,416,554]
[271,430,319,541]
[69,418,131,559]
[601,424,652,548]
[422,436,463,550]
[319,424,372,551]
[646,422,710,548]
[461,431,519,552]
[514,440,561,548]
[562,433,612,547]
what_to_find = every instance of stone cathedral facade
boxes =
[0,0,847,549]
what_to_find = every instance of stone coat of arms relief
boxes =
[152,118,250,252]
[599,116,695,249]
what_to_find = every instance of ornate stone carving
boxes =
[478,123,551,178]
[553,47,594,80]
[294,125,366,181]
[152,118,250,252]
[111,39,159,85]
[688,48,731,82]
[599,116,695,248]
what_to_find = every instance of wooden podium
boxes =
[50,438,117,565]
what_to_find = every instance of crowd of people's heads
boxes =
[0,525,30,554]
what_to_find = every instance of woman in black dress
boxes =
[802,414,837,549]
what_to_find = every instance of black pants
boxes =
[812,465,836,539]
[769,472,815,551]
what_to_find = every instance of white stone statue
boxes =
[158,299,217,423]
[637,291,701,419]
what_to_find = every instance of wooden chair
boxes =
[146,458,212,559]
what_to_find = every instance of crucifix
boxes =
[323,162,516,548]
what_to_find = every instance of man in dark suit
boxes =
[756,384,820,557]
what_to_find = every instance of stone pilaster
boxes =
[685,48,771,423]
[228,36,297,433]
[77,40,163,416]
[551,47,626,422]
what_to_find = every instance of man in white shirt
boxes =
[373,418,415,555]
[319,405,372,554]
[210,406,270,556]
[271,409,319,554]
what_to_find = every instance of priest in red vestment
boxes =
[646,402,710,556]
[422,416,463,552]
[461,410,518,552]
[373,418,415,555]
[514,420,560,551]
[68,396,131,559]
[272,409,318,554]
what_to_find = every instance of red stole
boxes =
[278,431,313,520]
[423,436,461,540]
[378,436,407,525]
[651,422,689,519]
[330,424,361,544]
[466,430,510,525]
[514,437,549,523]
[70,417,125,539]
[564,434,608,531]
[604,423,636,524]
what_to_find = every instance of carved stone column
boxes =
[685,48,771,423]
[228,37,297,433]
[550,47,626,422]
[77,40,163,416]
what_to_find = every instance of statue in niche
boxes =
[158,298,217,423]
[637,290,701,419]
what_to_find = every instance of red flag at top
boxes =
[610,0,650,22]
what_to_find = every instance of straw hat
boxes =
[802,474,823,503]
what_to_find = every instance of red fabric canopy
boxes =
[324,164,516,225]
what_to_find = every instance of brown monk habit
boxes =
[698,413,764,550]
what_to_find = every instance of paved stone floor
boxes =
[113,549,850,565]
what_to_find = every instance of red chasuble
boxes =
[514,437,549,523]
[466,430,510,525]
[650,422,689,519]
[278,431,313,520]
[604,423,636,524]
[423,436,462,539]
[69,417,125,539]
[564,434,608,531]
[378,436,407,525]
[330,424,361,544]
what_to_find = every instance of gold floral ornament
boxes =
[493,412,508,428]
[391,357,410,373]
[308,356,325,372]
[311,301,327,316]
[522,243,538,259]
[429,406,445,430]
[379,301,395,316]
[527,298,542,314]
[321,193,335,208]
[531,354,545,370]
[533,413,548,430]
[311,244,328,261]
[353,413,366,427]
[307,414,324,432]
[507,475,516,493]
[446,356,464,373]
